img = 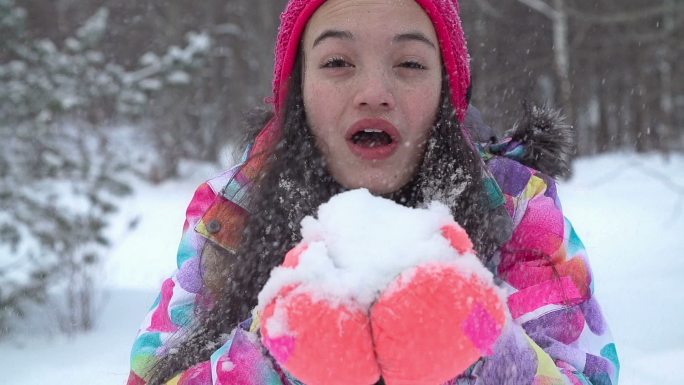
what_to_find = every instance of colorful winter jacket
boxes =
[126,109,620,385]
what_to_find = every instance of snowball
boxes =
[257,189,494,311]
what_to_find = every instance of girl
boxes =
[127,0,619,384]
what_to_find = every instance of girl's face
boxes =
[302,0,442,195]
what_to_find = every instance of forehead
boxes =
[304,0,436,45]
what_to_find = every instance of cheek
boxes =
[304,99,328,146]
[303,80,347,148]
[303,81,327,139]
[406,83,441,139]
[304,76,329,120]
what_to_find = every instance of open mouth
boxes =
[351,129,394,148]
[346,119,401,160]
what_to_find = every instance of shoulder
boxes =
[479,104,572,220]
[485,156,562,228]
[182,165,245,227]
[176,161,249,274]
[481,104,574,180]
[486,156,556,197]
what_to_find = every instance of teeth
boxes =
[363,129,383,133]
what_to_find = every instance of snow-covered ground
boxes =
[1,153,682,385]
[560,154,684,385]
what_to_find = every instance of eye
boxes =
[398,60,427,70]
[321,57,353,69]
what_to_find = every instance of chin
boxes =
[338,173,410,196]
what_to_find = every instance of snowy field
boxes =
[0,153,682,385]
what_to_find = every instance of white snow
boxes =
[258,189,492,315]
[167,70,191,85]
[558,153,684,385]
[220,360,235,372]
[0,152,682,385]
[265,298,293,339]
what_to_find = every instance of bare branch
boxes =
[567,4,684,24]
[517,0,684,25]
[474,0,506,19]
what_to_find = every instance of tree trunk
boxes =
[514,0,575,131]
[597,75,611,153]
[633,68,648,153]
[657,0,675,154]
[550,0,573,124]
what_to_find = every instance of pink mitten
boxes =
[369,224,507,385]
[261,218,506,385]
[260,244,381,385]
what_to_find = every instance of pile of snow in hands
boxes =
[257,189,496,319]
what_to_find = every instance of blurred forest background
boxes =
[1,0,683,336]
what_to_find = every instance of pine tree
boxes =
[0,0,210,335]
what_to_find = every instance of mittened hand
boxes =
[371,262,506,385]
[260,244,381,385]
[260,223,507,385]
[261,287,381,385]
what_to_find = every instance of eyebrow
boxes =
[312,30,354,47]
[394,32,437,50]
[312,30,437,50]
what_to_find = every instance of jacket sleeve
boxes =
[126,180,217,385]
[126,163,287,385]
[151,326,285,385]
[470,160,620,385]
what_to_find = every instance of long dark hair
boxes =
[144,55,503,384]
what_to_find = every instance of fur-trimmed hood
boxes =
[474,104,575,179]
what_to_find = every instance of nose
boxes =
[353,68,396,112]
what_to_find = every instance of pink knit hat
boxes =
[272,0,471,122]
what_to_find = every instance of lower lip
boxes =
[347,140,399,160]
